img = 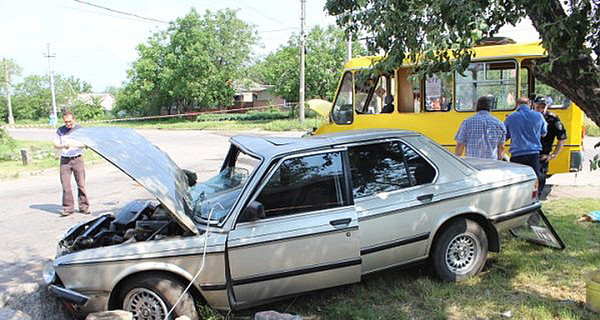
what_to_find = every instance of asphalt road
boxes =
[0,128,301,319]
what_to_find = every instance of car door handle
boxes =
[417,194,434,202]
[330,218,352,227]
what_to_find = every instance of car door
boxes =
[226,150,361,304]
[346,139,439,273]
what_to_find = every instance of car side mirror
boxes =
[242,201,265,222]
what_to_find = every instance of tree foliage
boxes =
[325,0,600,126]
[253,25,366,102]
[115,9,257,116]
[1,74,92,121]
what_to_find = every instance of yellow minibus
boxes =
[311,41,584,174]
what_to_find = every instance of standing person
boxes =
[54,111,90,216]
[504,97,548,196]
[534,96,567,195]
[454,96,506,160]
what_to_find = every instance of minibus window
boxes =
[424,72,452,111]
[354,73,378,114]
[332,72,354,125]
[533,79,571,109]
[520,66,530,98]
[455,61,517,111]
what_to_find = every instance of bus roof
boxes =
[345,41,547,69]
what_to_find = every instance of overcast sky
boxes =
[0,0,539,92]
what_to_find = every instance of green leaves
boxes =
[253,25,366,102]
[115,9,257,116]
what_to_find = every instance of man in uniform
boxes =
[534,96,567,196]
[54,111,90,216]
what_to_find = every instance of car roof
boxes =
[231,129,421,159]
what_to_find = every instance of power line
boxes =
[39,0,163,24]
[73,0,169,24]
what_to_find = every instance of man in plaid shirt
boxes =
[454,96,507,160]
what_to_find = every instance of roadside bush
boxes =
[0,128,17,161]
[584,116,599,137]
[196,108,290,122]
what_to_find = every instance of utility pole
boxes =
[44,43,58,126]
[299,0,305,123]
[346,33,352,63]
[3,58,14,125]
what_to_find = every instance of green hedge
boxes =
[196,108,291,122]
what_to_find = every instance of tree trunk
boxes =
[534,57,600,127]
[524,0,600,127]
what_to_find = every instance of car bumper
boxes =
[491,202,542,231]
[48,284,109,316]
[48,284,89,305]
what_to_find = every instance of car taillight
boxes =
[532,178,539,199]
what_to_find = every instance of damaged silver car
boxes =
[44,127,563,319]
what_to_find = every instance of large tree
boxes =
[325,0,600,126]
[115,9,257,116]
[253,25,366,102]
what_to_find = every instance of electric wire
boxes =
[164,202,224,319]
[73,0,169,24]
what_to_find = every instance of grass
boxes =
[99,117,327,132]
[2,116,327,132]
[203,198,600,320]
[0,140,103,180]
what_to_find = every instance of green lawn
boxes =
[97,117,326,132]
[209,198,600,320]
[0,140,103,180]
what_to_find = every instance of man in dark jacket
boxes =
[534,96,567,195]
[53,111,90,216]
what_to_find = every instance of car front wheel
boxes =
[119,273,199,320]
[431,218,488,282]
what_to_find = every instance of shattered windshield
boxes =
[189,146,260,221]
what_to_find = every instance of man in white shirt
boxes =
[54,111,89,216]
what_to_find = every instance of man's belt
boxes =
[61,154,82,159]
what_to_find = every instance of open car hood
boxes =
[69,127,198,235]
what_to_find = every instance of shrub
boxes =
[0,128,17,161]
[196,108,290,122]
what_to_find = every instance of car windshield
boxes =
[189,146,260,221]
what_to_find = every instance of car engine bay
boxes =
[57,200,185,256]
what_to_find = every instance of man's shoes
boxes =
[80,208,91,215]
[61,210,74,217]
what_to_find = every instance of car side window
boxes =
[348,141,411,198]
[401,143,436,185]
[255,152,347,218]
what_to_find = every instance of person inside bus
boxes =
[454,96,506,160]
[382,95,394,113]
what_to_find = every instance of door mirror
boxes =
[242,201,265,222]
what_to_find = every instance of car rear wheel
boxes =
[431,218,488,282]
[119,273,199,320]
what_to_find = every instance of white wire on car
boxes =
[165,202,224,319]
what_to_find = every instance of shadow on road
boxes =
[0,254,70,320]
[30,204,63,215]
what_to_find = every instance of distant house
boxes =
[233,81,284,110]
[77,93,115,113]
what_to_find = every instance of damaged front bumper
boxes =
[48,284,89,305]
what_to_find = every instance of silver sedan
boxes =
[44,128,559,319]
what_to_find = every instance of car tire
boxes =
[431,218,488,282]
[119,273,199,320]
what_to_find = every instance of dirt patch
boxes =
[543,185,599,200]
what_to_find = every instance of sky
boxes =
[0,0,540,92]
